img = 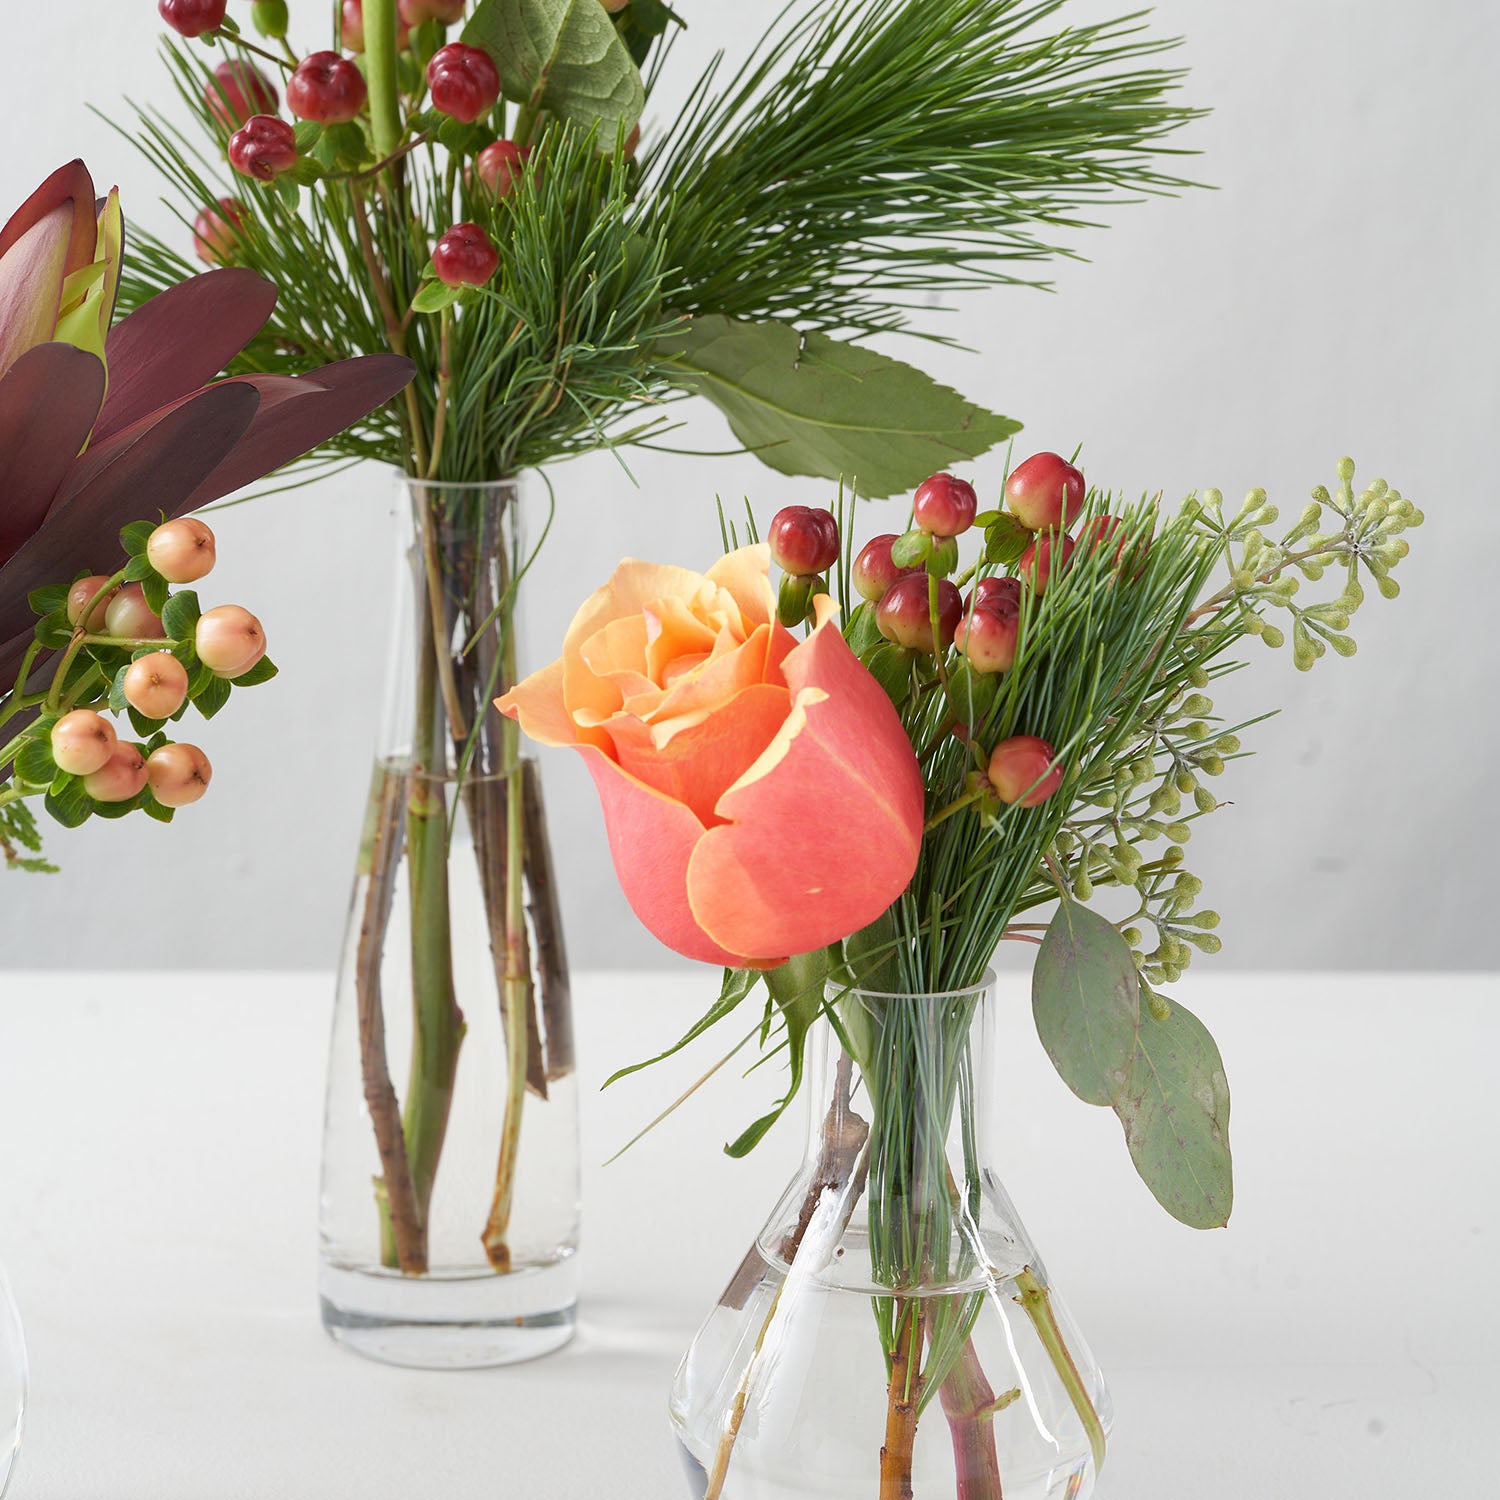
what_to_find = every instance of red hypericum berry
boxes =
[205,61,278,132]
[427,43,501,124]
[147,518,217,584]
[966,575,1021,615]
[287,51,369,124]
[475,140,530,199]
[104,585,166,642]
[123,653,190,720]
[398,0,465,22]
[767,506,839,578]
[954,599,1020,675]
[229,116,298,181]
[66,576,119,631]
[1005,452,1086,533]
[50,710,117,778]
[988,735,1063,808]
[1018,532,1075,598]
[851,535,916,603]
[876,574,963,654]
[158,0,226,38]
[147,743,213,808]
[432,223,500,287]
[341,0,411,52]
[192,197,247,266]
[912,472,979,538]
[195,605,267,678]
[83,742,148,805]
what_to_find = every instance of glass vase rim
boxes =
[391,470,522,494]
[826,968,996,1004]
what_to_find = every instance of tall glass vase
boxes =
[319,476,579,1368]
[0,1261,24,1496]
[671,974,1111,1500]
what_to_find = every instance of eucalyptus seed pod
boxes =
[1174,873,1203,899]
[1198,753,1226,776]
[1122,926,1143,947]
[1181,694,1213,718]
[1187,665,1210,689]
[1260,624,1285,649]
[1166,822,1192,843]
[1186,932,1223,954]
[1073,868,1093,901]
[1183,721,1210,741]
[1327,634,1357,658]
[1187,910,1221,930]
[1214,734,1239,754]
[1377,575,1401,600]
[1175,768,1197,794]
[1194,784,1219,814]
[1146,989,1173,1022]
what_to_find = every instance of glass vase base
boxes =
[319,1255,579,1369]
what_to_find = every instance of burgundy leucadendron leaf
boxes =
[91,267,279,444]
[0,344,105,564]
[0,382,259,669]
[186,357,413,506]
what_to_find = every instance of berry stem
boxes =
[0,640,46,731]
[424,308,453,481]
[46,569,127,713]
[216,32,295,74]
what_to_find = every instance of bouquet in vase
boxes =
[501,451,1421,1498]
[116,0,1202,1355]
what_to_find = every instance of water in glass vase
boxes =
[318,478,580,1368]
[0,1262,24,1496]
[670,976,1111,1500]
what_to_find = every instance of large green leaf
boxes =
[659,315,1019,499]
[1114,997,1233,1229]
[1032,899,1141,1107]
[464,0,644,134]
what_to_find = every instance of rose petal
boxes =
[685,612,923,959]
[609,681,791,826]
[706,543,776,629]
[576,744,776,967]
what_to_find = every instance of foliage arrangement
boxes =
[117,0,1201,1282]
[0,158,411,871]
[501,448,1421,1495]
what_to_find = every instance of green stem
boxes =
[1014,1267,1106,1474]
[363,0,404,163]
[482,605,530,1270]
[0,640,45,729]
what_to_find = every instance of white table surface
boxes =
[0,970,1495,1499]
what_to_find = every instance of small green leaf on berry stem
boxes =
[28,585,68,617]
[161,590,202,640]
[231,655,279,687]
[120,520,156,557]
[14,738,56,787]
[411,280,463,315]
[44,778,93,829]
[193,674,232,721]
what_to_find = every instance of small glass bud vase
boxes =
[0,1261,24,1497]
[670,974,1111,1500]
[319,476,580,1368]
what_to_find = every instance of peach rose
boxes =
[498,545,924,968]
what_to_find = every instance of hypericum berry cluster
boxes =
[13,517,276,829]
[159,0,226,39]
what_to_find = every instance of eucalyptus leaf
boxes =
[1032,899,1141,1107]
[660,316,1018,499]
[1114,996,1233,1229]
[464,0,644,133]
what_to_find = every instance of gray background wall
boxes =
[3,0,1495,972]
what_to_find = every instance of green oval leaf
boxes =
[1113,996,1233,1229]
[659,316,1019,499]
[1032,899,1141,1106]
[161,589,201,641]
[464,0,644,134]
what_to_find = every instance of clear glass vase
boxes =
[671,973,1111,1500]
[319,476,580,1368]
[0,1262,24,1496]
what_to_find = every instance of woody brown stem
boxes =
[880,1302,925,1500]
[356,763,426,1274]
[522,759,575,1081]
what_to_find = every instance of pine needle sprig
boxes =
[647,0,1204,340]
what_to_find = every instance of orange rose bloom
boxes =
[498,545,924,968]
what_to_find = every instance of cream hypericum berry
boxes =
[123,653,190,720]
[987,735,1062,808]
[147,744,213,808]
[66,576,119,631]
[147,518,217,584]
[104,585,167,642]
[195,606,266,678]
[50,710,118,777]
[83,743,148,804]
